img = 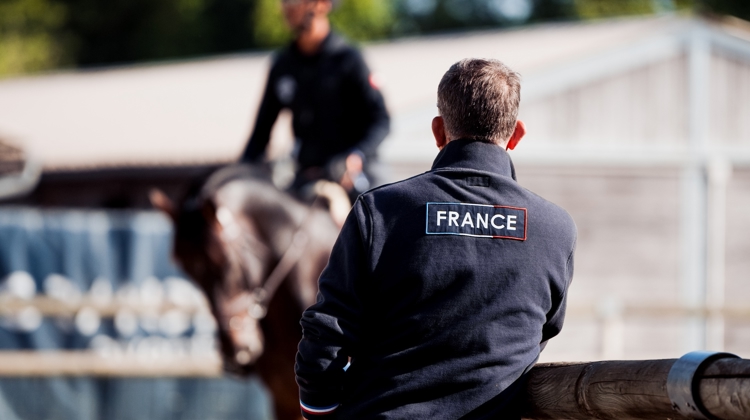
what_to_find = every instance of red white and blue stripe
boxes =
[300,401,339,416]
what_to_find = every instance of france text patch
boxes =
[426,202,527,240]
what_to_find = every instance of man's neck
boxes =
[296,18,331,55]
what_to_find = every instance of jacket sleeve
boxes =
[240,59,283,163]
[345,51,390,160]
[541,237,576,347]
[295,199,370,418]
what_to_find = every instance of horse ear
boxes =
[149,188,177,222]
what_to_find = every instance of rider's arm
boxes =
[240,59,284,163]
[323,51,390,187]
[295,199,370,418]
[345,50,390,160]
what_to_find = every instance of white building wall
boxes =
[519,55,688,147]
[711,53,750,146]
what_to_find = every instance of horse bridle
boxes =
[220,198,321,327]
[224,229,310,321]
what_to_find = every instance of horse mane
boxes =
[199,164,272,201]
[173,164,271,216]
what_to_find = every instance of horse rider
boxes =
[240,0,390,209]
[295,59,578,419]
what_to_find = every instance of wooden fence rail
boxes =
[0,350,746,419]
[523,352,749,420]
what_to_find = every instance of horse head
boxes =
[151,166,294,375]
[152,165,341,419]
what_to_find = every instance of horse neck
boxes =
[218,180,310,258]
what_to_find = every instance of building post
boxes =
[706,157,732,351]
[681,24,710,352]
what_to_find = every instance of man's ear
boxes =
[432,116,449,150]
[506,120,526,151]
[149,189,177,222]
[317,0,333,14]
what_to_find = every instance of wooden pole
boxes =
[699,358,750,420]
[522,355,750,420]
[0,351,222,378]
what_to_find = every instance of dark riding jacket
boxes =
[295,139,577,419]
[241,32,390,182]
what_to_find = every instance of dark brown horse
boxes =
[151,165,339,420]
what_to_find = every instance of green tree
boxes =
[0,0,71,77]
[62,0,255,66]
[251,0,291,47]
[700,0,750,20]
[251,0,396,48]
[330,0,394,41]
[6,0,750,78]
[574,0,693,19]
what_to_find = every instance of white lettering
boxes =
[476,213,488,229]
[437,211,447,226]
[448,211,459,227]
[507,215,517,231]
[491,214,505,229]
[461,212,474,228]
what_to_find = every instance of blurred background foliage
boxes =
[0,0,71,75]
[0,0,748,78]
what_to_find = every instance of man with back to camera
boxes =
[240,0,390,203]
[295,58,577,419]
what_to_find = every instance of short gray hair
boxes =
[437,58,521,144]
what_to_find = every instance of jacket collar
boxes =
[431,139,517,181]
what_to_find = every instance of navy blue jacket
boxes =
[295,139,577,419]
[241,32,390,177]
